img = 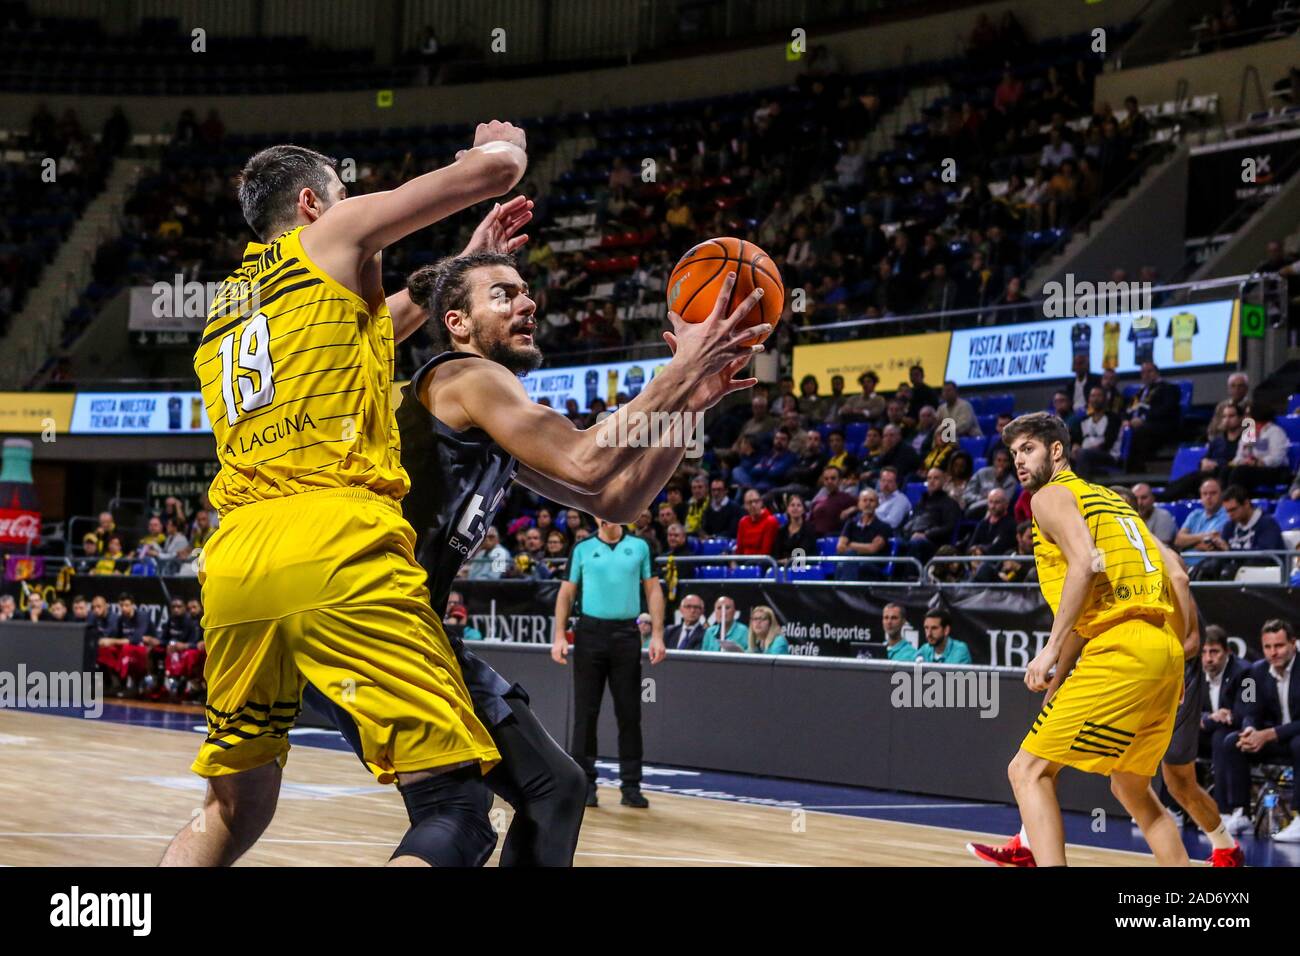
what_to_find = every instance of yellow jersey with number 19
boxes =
[193,225,408,515]
[1031,468,1172,640]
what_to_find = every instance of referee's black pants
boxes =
[570,616,643,791]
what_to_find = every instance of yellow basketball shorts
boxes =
[191,487,500,783]
[1021,619,1182,777]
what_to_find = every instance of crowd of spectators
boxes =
[1,104,120,338]
[0,589,206,701]
[44,20,1168,383]
[72,496,217,577]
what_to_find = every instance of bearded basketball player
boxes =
[997,412,1189,867]
[305,250,766,864]
[966,487,1243,867]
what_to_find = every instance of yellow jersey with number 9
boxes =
[1031,469,1171,639]
[193,225,408,514]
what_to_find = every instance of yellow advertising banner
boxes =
[1225,299,1241,364]
[793,331,954,392]
[0,392,74,435]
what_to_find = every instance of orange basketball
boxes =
[666,237,784,344]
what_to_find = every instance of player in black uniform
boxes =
[306,249,766,865]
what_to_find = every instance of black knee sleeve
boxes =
[490,695,587,867]
[393,766,497,867]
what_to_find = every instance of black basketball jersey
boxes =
[397,351,519,610]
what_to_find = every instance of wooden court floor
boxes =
[0,709,1154,867]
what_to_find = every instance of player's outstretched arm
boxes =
[438,275,767,501]
[514,354,753,521]
[1025,484,1098,691]
[304,121,526,277]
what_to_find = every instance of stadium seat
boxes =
[1287,393,1300,415]
[1275,498,1300,531]
[817,535,838,556]
[1172,380,1193,408]
[786,564,829,582]
[728,565,764,579]
[958,437,984,459]
[1175,499,1202,526]
[696,537,733,556]
[971,394,1014,417]
[1277,416,1300,443]
[844,422,869,448]
[905,482,925,506]
[1169,445,1206,481]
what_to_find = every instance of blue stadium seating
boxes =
[1170,445,1206,481]
[970,394,1015,417]
[728,565,765,579]
[1277,416,1300,443]
[786,564,830,582]
[1286,393,1299,415]
[696,537,733,556]
[817,536,838,556]
[844,422,869,448]
[1276,497,1300,530]
[1165,500,1196,527]
[905,482,925,506]
[959,437,985,459]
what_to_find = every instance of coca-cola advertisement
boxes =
[0,438,41,550]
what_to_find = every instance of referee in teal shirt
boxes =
[552,518,665,809]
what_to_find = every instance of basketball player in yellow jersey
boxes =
[160,123,544,868]
[1003,412,1188,866]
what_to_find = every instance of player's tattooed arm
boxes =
[389,196,534,345]
[1024,484,1098,692]
[303,121,526,282]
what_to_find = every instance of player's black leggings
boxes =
[486,693,587,867]
[301,684,585,866]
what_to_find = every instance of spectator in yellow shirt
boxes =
[93,535,124,575]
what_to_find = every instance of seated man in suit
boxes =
[1218,619,1300,842]
[1121,361,1181,471]
[665,593,708,651]
[1200,626,1251,817]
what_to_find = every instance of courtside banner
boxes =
[0,392,74,435]
[365,579,1288,665]
[944,298,1237,387]
[13,576,1286,665]
[793,331,952,392]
